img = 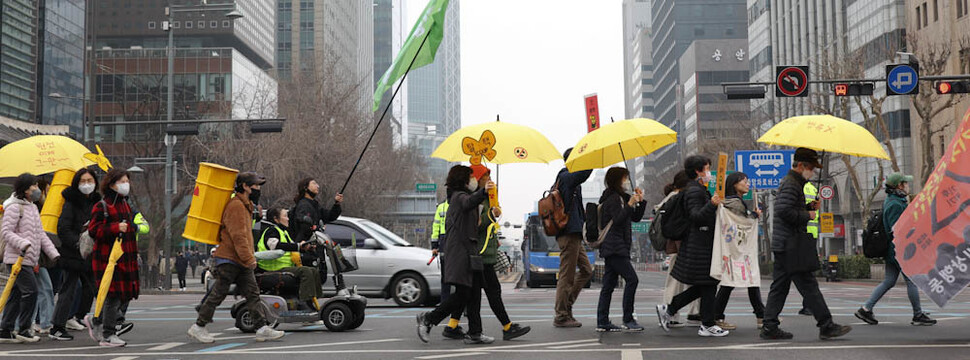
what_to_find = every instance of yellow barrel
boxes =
[41,169,76,234]
[182,163,238,245]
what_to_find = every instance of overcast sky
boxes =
[407,0,625,224]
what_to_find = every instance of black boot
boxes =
[503,323,531,340]
[819,323,852,340]
[760,326,794,340]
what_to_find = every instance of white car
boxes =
[323,217,441,307]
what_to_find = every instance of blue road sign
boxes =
[887,64,919,95]
[735,150,795,189]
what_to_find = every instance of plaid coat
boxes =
[89,189,140,302]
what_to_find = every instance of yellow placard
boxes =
[820,212,835,234]
[716,152,728,200]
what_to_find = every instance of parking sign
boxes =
[735,150,796,190]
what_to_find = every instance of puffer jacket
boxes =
[2,195,60,267]
[57,186,101,271]
[770,170,812,253]
[598,188,647,259]
[669,180,718,285]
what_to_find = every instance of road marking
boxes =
[415,352,488,359]
[473,338,599,351]
[110,357,138,360]
[197,342,246,353]
[224,327,238,331]
[231,338,403,352]
[147,343,184,351]
[547,342,600,349]
[622,343,640,347]
[210,335,258,341]
[620,350,642,360]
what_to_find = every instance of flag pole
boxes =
[340,29,434,194]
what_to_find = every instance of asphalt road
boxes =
[3,271,970,359]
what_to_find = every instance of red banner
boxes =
[584,94,600,133]
[894,106,970,307]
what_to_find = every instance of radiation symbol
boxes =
[514,147,528,159]
[462,130,497,165]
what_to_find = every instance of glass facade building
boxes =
[37,0,86,134]
[0,0,38,121]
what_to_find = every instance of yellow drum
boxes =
[182,163,238,245]
[41,169,76,234]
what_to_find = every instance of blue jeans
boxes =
[864,258,922,315]
[597,255,638,326]
[34,268,54,329]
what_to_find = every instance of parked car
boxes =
[322,217,441,307]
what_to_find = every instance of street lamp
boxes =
[160,2,243,290]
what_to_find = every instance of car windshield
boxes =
[526,215,558,252]
[357,220,413,247]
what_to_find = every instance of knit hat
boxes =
[470,164,491,180]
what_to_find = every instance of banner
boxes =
[894,107,970,308]
[584,94,600,132]
[711,205,760,287]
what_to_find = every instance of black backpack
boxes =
[660,192,690,241]
[648,194,676,251]
[862,210,890,258]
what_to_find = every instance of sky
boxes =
[407,0,626,225]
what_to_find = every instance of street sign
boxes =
[820,212,835,236]
[416,183,437,192]
[632,222,649,234]
[819,185,834,200]
[707,171,753,200]
[734,150,795,189]
[886,64,919,96]
[776,66,810,97]
[414,228,425,233]
[585,94,600,132]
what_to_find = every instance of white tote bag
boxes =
[710,205,760,288]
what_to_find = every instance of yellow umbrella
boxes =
[94,238,124,317]
[0,252,25,313]
[0,135,97,177]
[757,115,890,159]
[565,118,678,172]
[431,120,561,164]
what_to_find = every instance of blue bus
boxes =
[522,212,595,288]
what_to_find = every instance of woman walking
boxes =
[0,173,60,343]
[711,172,765,330]
[84,169,140,347]
[595,167,647,332]
[416,165,494,345]
[51,169,101,341]
[659,171,696,327]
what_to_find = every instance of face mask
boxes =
[79,183,96,195]
[802,170,815,181]
[622,180,633,194]
[29,189,43,202]
[467,178,479,192]
[116,183,131,196]
[249,188,261,205]
[704,171,713,183]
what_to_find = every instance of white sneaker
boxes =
[31,324,51,335]
[187,324,215,344]
[15,330,40,343]
[66,318,86,331]
[255,326,285,342]
[655,304,671,333]
[698,325,730,337]
[99,334,127,347]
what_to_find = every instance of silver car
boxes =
[323,217,441,307]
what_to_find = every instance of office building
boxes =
[373,0,408,146]
[622,0,655,193]
[36,0,86,135]
[0,0,38,122]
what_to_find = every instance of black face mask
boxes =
[249,188,261,205]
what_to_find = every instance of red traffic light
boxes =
[936,81,970,94]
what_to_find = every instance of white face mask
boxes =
[79,183,96,195]
[116,183,131,196]
[622,180,633,194]
[704,171,713,183]
[802,170,815,181]
[467,178,479,192]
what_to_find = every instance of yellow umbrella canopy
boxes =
[757,115,890,159]
[431,121,562,164]
[565,118,678,172]
[0,135,97,177]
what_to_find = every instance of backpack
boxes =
[538,179,569,237]
[660,191,690,241]
[862,210,890,258]
[648,192,678,252]
[584,201,614,249]
[80,200,109,260]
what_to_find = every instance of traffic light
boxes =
[724,85,766,99]
[833,83,874,96]
[935,81,970,94]
[165,124,199,136]
[250,121,284,133]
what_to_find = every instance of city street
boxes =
[3,271,970,359]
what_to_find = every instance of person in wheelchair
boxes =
[256,207,325,311]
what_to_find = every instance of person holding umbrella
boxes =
[83,168,140,347]
[0,173,60,343]
[596,167,647,332]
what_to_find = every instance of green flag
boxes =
[372,0,451,111]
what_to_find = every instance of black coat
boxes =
[670,180,719,286]
[290,197,342,243]
[771,170,818,271]
[442,188,487,288]
[56,187,101,272]
[597,189,646,259]
[175,255,189,273]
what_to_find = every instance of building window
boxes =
[198,21,205,28]
[223,20,231,28]
[934,0,939,21]
[694,28,705,36]
[211,20,218,28]
[959,0,965,17]
[185,21,193,29]
[923,3,928,26]
[148,21,156,29]
[172,21,180,28]
[916,6,922,28]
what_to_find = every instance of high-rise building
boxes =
[748,0,914,255]
[648,0,748,181]
[373,0,408,146]
[276,0,374,111]
[622,0,654,191]
[0,0,39,122]
[407,0,460,183]
[36,0,86,135]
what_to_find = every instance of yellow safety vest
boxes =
[804,182,819,239]
[257,225,296,271]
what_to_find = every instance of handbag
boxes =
[784,231,821,273]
